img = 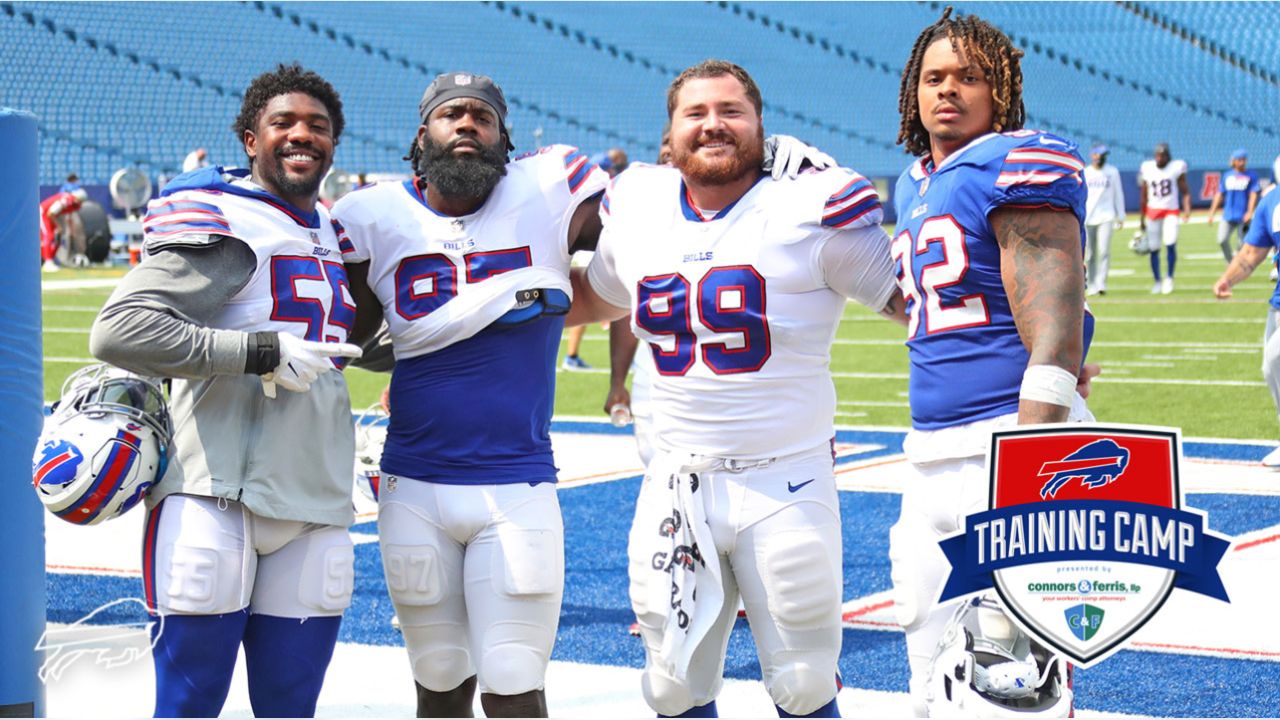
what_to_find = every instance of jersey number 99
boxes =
[635,265,771,376]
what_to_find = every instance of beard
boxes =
[416,137,508,199]
[672,128,764,186]
[261,148,328,202]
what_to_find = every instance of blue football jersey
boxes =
[1243,189,1280,311]
[892,131,1091,430]
[1221,169,1260,223]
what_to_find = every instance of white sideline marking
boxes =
[42,279,122,291]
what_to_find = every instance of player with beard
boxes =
[569,59,905,718]
[331,72,608,719]
[90,64,363,717]
[335,69,835,716]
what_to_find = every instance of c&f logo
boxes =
[1038,438,1130,498]
[1065,604,1104,642]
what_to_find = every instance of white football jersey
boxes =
[333,145,608,360]
[1139,158,1187,211]
[145,182,353,342]
[588,164,895,459]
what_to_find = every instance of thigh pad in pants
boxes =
[148,495,254,615]
[250,519,354,618]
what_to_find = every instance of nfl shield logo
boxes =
[454,74,473,86]
[937,424,1231,668]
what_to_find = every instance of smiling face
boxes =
[668,74,764,186]
[917,37,995,164]
[243,92,335,209]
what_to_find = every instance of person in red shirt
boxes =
[39,188,88,270]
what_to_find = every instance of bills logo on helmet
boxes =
[33,439,85,488]
[1037,438,1130,499]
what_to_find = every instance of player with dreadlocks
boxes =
[886,8,1094,717]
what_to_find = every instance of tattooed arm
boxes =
[1213,244,1270,299]
[990,206,1085,425]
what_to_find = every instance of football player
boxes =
[333,71,836,718]
[1206,149,1261,263]
[1138,142,1191,293]
[89,64,365,717]
[332,72,606,719]
[888,8,1092,716]
[569,59,905,718]
[1213,184,1280,466]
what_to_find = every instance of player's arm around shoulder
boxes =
[806,167,908,325]
[330,189,384,349]
[566,170,643,327]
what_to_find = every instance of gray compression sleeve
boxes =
[89,239,257,378]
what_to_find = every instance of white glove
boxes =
[262,333,362,397]
[763,134,837,180]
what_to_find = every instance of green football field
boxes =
[41,217,1277,441]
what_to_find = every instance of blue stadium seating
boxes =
[1,1,1274,187]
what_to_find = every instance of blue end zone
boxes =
[47,423,1280,716]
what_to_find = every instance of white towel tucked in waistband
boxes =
[642,450,725,681]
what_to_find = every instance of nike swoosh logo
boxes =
[787,479,816,493]
[1038,136,1070,147]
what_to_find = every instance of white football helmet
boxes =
[925,595,1073,719]
[32,364,172,525]
[1129,229,1150,255]
[354,404,387,502]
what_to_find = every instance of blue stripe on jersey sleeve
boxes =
[825,177,871,207]
[146,220,233,235]
[822,197,881,228]
[146,199,224,217]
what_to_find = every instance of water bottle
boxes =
[609,403,633,428]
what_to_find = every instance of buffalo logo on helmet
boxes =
[33,439,85,489]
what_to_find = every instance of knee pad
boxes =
[769,662,836,716]
[760,528,839,631]
[888,523,929,633]
[478,642,547,696]
[297,530,354,615]
[401,623,473,692]
[494,528,562,596]
[642,665,700,718]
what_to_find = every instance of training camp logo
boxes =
[937,424,1231,667]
